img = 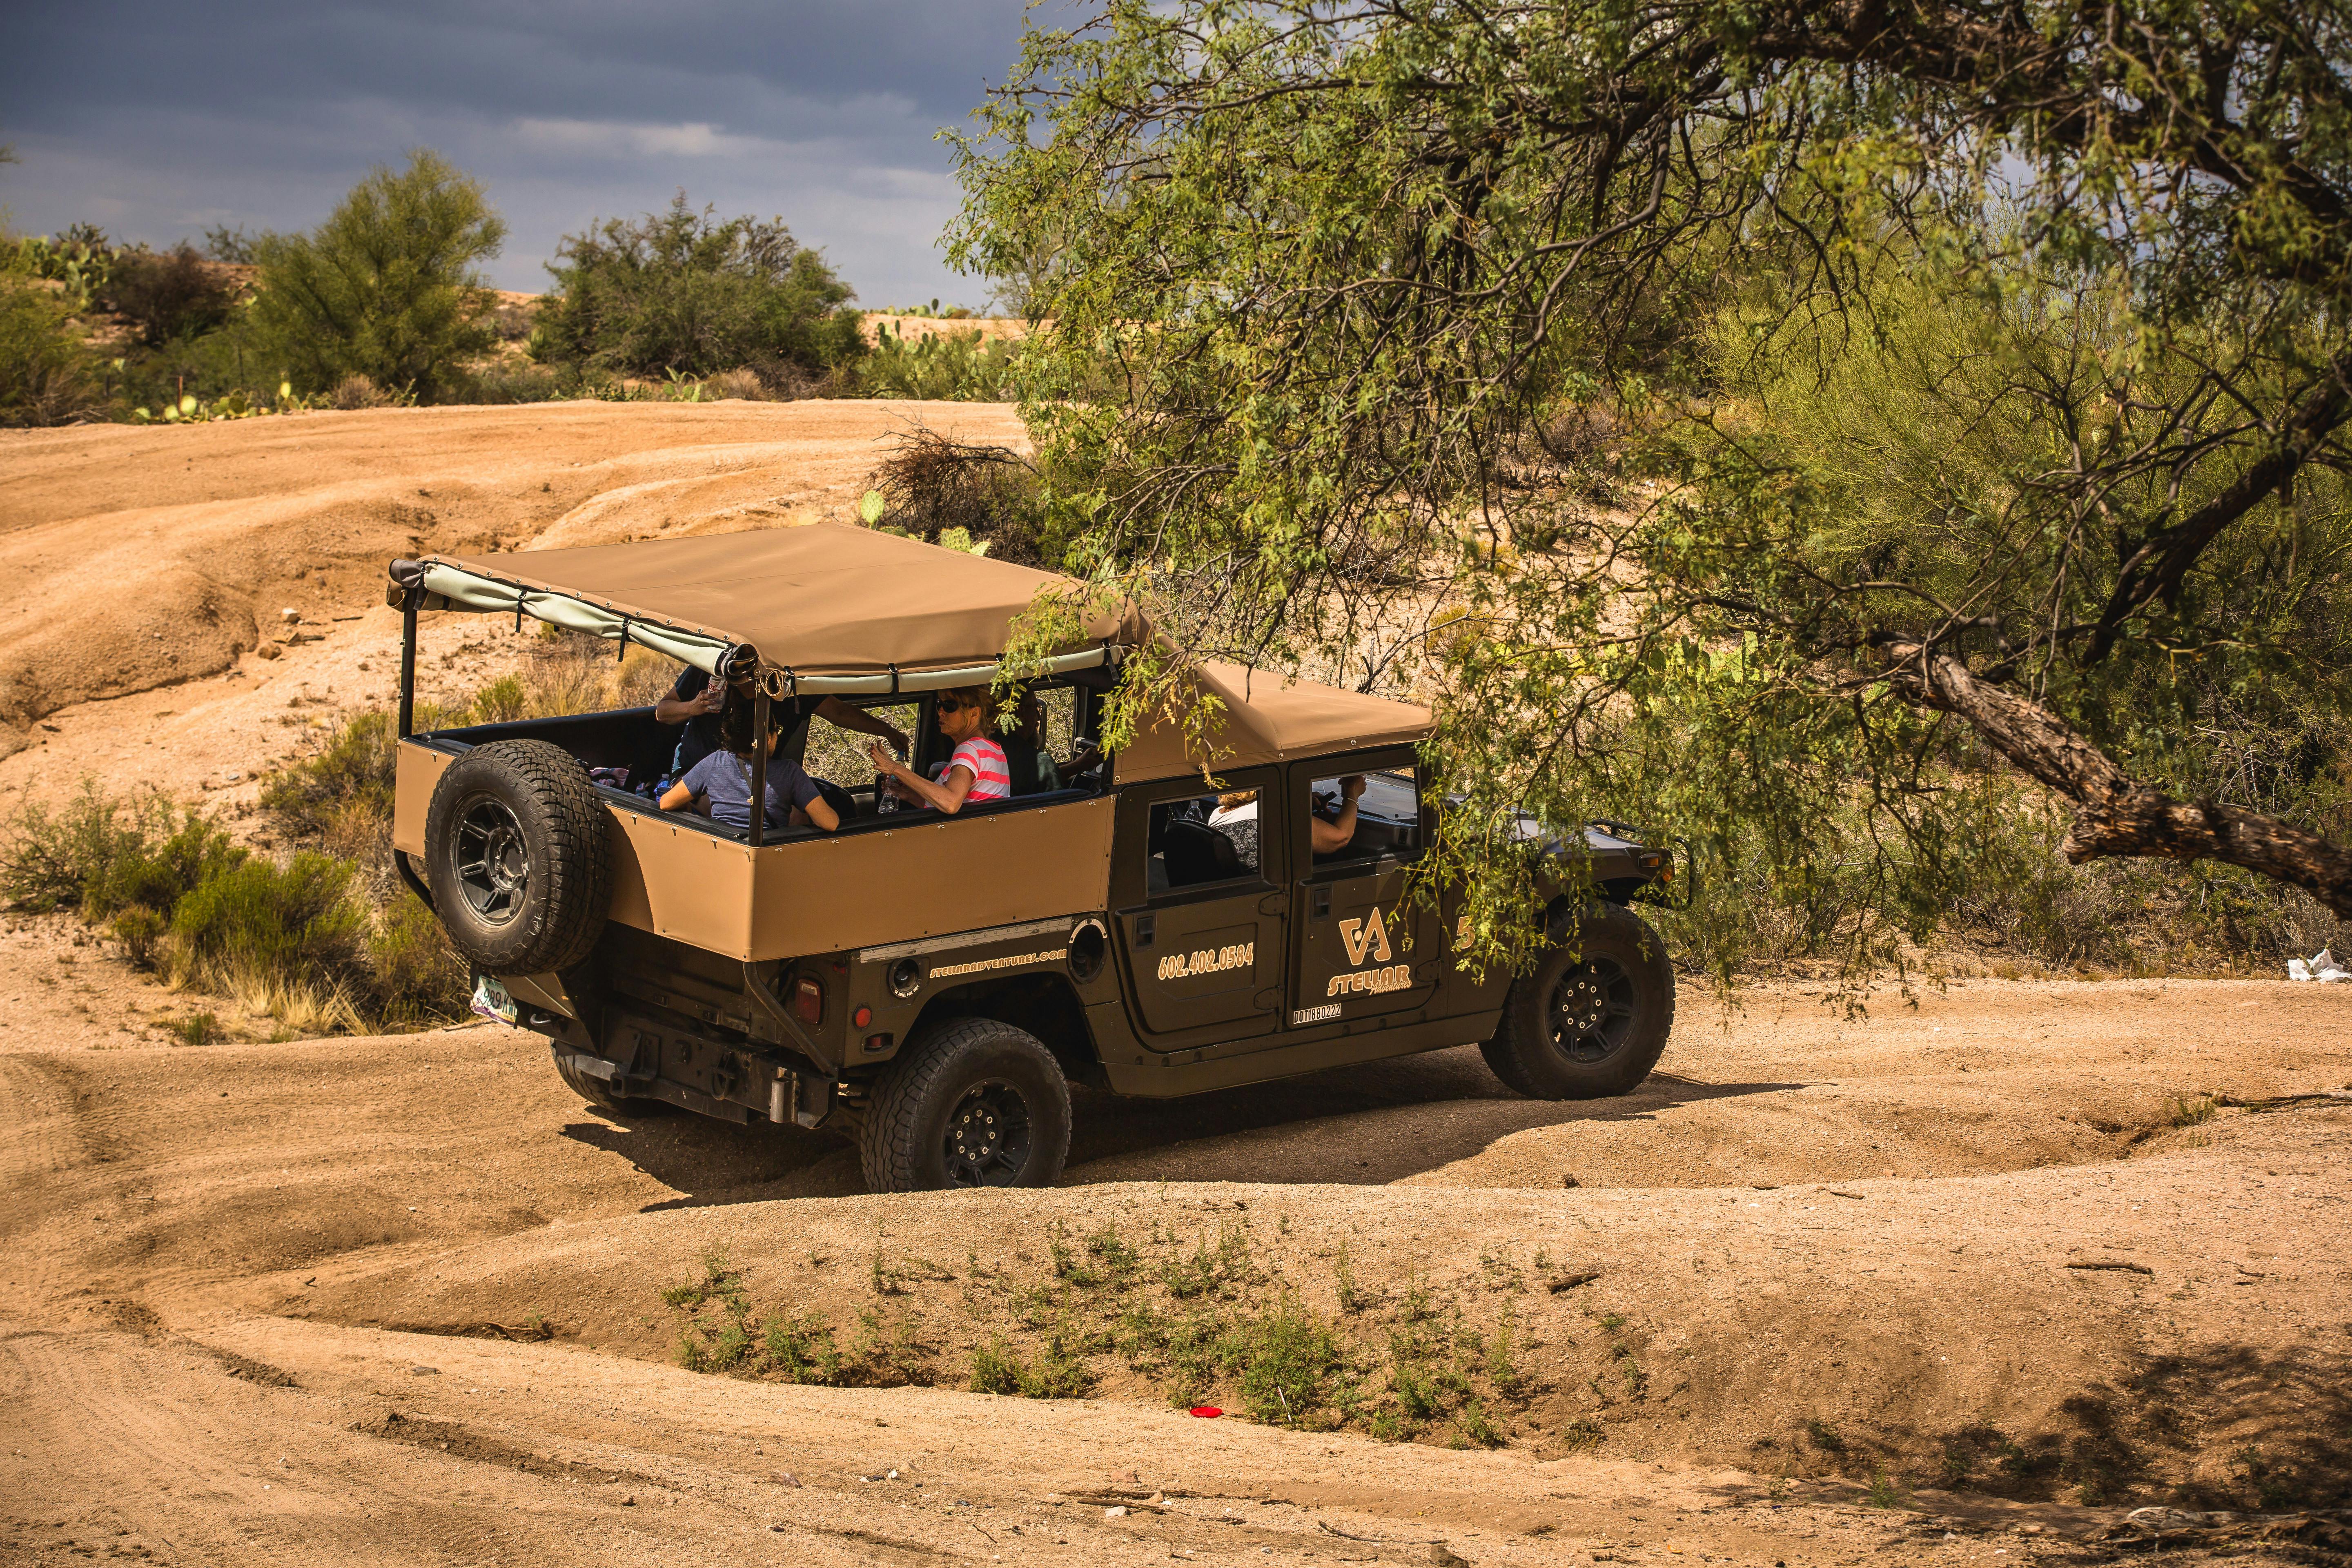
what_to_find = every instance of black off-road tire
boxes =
[857,1017,1072,1194]
[425,740,611,976]
[1479,902,1675,1100]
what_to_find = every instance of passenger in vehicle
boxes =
[1310,775,1366,855]
[660,701,840,833]
[869,686,1010,814]
[1207,788,1259,864]
[997,688,1062,795]
[655,655,908,781]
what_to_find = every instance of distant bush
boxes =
[858,325,1018,401]
[0,784,243,917]
[534,193,864,388]
[0,251,105,427]
[99,244,243,346]
[865,427,1062,568]
[365,895,470,1026]
[466,360,572,404]
[247,149,506,402]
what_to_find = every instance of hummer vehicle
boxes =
[385,524,1675,1192]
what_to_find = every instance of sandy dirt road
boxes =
[2,408,2348,1566]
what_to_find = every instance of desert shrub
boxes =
[704,366,768,401]
[168,851,367,991]
[247,149,506,402]
[864,427,1060,568]
[0,261,104,428]
[328,373,396,410]
[365,896,468,1025]
[260,709,408,844]
[534,194,864,385]
[858,325,1018,401]
[0,784,241,917]
[466,360,572,403]
[99,244,243,346]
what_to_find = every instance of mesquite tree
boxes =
[952,2,2352,969]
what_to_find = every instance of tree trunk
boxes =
[1878,641,2352,918]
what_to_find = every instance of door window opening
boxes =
[1146,791,1262,895]
[1307,769,1420,866]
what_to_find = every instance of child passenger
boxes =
[661,701,840,833]
[868,686,1010,814]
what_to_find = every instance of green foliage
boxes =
[248,149,505,401]
[168,852,366,989]
[0,783,244,918]
[858,323,1017,400]
[259,708,405,842]
[761,1310,843,1384]
[534,193,862,385]
[366,898,468,1027]
[951,0,2352,972]
[0,245,106,427]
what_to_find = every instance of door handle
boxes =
[1134,914,1156,947]
[1310,886,1330,920]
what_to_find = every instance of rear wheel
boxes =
[1480,903,1675,1099]
[858,1017,1072,1193]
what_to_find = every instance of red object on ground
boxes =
[1188,1406,1223,1418]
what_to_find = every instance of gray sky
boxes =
[0,0,1046,308]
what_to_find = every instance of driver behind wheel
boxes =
[660,701,840,833]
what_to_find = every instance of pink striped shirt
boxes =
[949,736,1012,802]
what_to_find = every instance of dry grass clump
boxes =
[329,373,395,410]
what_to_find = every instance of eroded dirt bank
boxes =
[3,953,2347,1566]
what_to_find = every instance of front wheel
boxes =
[858,1017,1072,1193]
[1479,902,1675,1099]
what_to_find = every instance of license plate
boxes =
[471,975,519,1025]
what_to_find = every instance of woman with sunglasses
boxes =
[869,686,1011,814]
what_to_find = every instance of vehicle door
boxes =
[1287,751,1443,1029]
[1111,768,1287,1046]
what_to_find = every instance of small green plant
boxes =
[1459,1398,1504,1448]
[762,1309,842,1384]
[1333,1242,1360,1313]
[163,1011,221,1045]
[1561,1418,1604,1452]
[1864,1470,1909,1508]
[2168,1094,2220,1127]
[1486,1304,1521,1394]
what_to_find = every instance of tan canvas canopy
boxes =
[409,521,1146,693]
[1114,661,1431,784]
[398,524,1428,772]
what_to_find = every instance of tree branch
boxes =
[1877,639,2352,915]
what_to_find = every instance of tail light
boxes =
[792,975,823,1026]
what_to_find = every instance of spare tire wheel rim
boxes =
[454,795,531,926]
[1548,955,1634,1064]
[944,1079,1033,1187]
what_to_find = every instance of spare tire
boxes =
[424,739,612,976]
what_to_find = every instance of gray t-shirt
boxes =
[679,750,822,831]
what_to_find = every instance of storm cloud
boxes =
[0,1,1047,306]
